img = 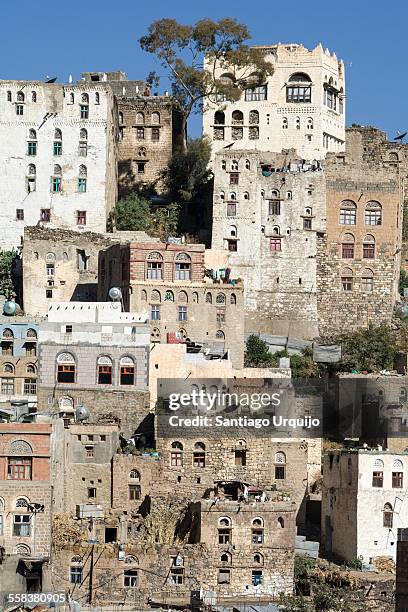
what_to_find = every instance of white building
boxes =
[322,449,408,564]
[0,81,118,249]
[203,43,345,161]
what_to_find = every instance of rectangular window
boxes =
[57,365,75,383]
[136,127,144,139]
[178,306,187,322]
[235,449,246,466]
[78,178,87,192]
[46,289,53,299]
[216,309,225,324]
[365,210,382,225]
[23,379,37,394]
[80,105,89,119]
[16,209,24,221]
[252,530,264,544]
[275,465,285,479]
[245,85,267,101]
[363,244,375,259]
[151,128,160,141]
[124,570,138,587]
[227,239,237,252]
[16,104,24,115]
[27,177,36,192]
[1,342,13,356]
[0,515,3,536]
[393,471,403,488]
[340,209,356,225]
[252,570,263,586]
[70,567,82,584]
[47,264,55,276]
[52,177,61,193]
[120,366,135,386]
[383,511,393,528]
[286,86,311,103]
[8,457,32,480]
[13,514,31,536]
[171,451,182,467]
[170,568,184,585]
[218,569,231,584]
[372,471,383,487]
[27,142,37,156]
[342,244,354,259]
[97,365,112,384]
[53,141,62,155]
[268,200,280,215]
[270,238,281,252]
[88,487,96,498]
[341,276,353,292]
[41,209,51,222]
[147,262,162,279]
[218,529,231,544]
[175,263,191,281]
[1,377,14,395]
[303,218,312,230]
[76,211,87,225]
[79,142,88,157]
[25,342,36,357]
[361,277,373,292]
[129,484,141,500]
[151,305,160,321]
[193,452,205,468]
[137,162,145,174]
[227,202,236,217]
[230,172,239,185]
[85,445,94,458]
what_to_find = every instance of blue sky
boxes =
[1,0,404,140]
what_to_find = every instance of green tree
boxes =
[0,250,18,299]
[161,137,212,204]
[313,584,369,611]
[336,324,396,372]
[244,335,273,367]
[400,269,408,296]
[140,18,274,149]
[112,194,151,231]
[149,203,180,241]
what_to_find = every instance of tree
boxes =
[336,324,396,372]
[161,137,212,204]
[140,18,274,149]
[112,194,151,231]
[245,335,273,367]
[400,269,408,296]
[0,250,18,299]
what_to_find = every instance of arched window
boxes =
[231,160,238,171]
[232,110,244,125]
[97,355,113,385]
[56,353,76,383]
[361,268,374,292]
[26,364,36,374]
[275,452,286,479]
[206,292,212,304]
[175,253,191,281]
[220,552,231,564]
[151,327,161,343]
[78,164,87,192]
[146,251,163,280]
[341,233,355,259]
[214,111,225,125]
[393,459,404,488]
[0,497,4,511]
[229,225,237,237]
[150,289,161,304]
[363,235,375,259]
[53,164,62,175]
[95,92,100,105]
[295,116,300,130]
[80,128,88,140]
[341,267,353,292]
[7,91,11,102]
[151,112,160,124]
[252,517,264,544]
[254,553,264,564]
[17,91,25,102]
[365,201,382,226]
[282,117,288,129]
[245,159,251,170]
[16,544,31,557]
[81,93,89,104]
[287,73,312,103]
[278,516,285,528]
[249,110,259,125]
[178,290,188,303]
[164,290,174,302]
[3,328,14,339]
[230,293,236,305]
[129,469,141,481]
[389,152,399,162]
[69,92,75,104]
[218,517,232,544]
[229,192,236,201]
[138,146,147,157]
[124,555,138,565]
[80,94,89,119]
[31,91,37,102]
[15,497,30,508]
[3,363,14,373]
[243,191,249,200]
[120,356,135,385]
[54,128,62,140]
[136,112,144,124]
[307,117,313,130]
[216,293,226,305]
[216,330,225,340]
[9,440,32,455]
[192,291,198,303]
[221,160,226,170]
[171,441,183,467]
[28,128,37,140]
[193,442,206,467]
[339,200,357,225]
[219,191,225,201]
[373,459,384,487]
[383,503,393,528]
[141,289,147,301]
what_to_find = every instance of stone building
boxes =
[0,79,118,249]
[98,240,245,368]
[0,319,39,412]
[203,43,345,162]
[0,423,52,592]
[211,149,325,337]
[37,302,150,437]
[396,528,408,612]
[80,71,183,196]
[317,127,403,334]
[321,448,408,565]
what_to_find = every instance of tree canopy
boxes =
[139,18,274,147]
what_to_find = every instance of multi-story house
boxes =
[0,79,118,249]
[98,240,245,368]
[203,43,345,162]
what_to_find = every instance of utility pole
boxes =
[88,544,94,605]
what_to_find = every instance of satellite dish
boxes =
[109,287,122,302]
[3,301,18,316]
[75,406,90,422]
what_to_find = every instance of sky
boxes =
[1,0,405,140]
